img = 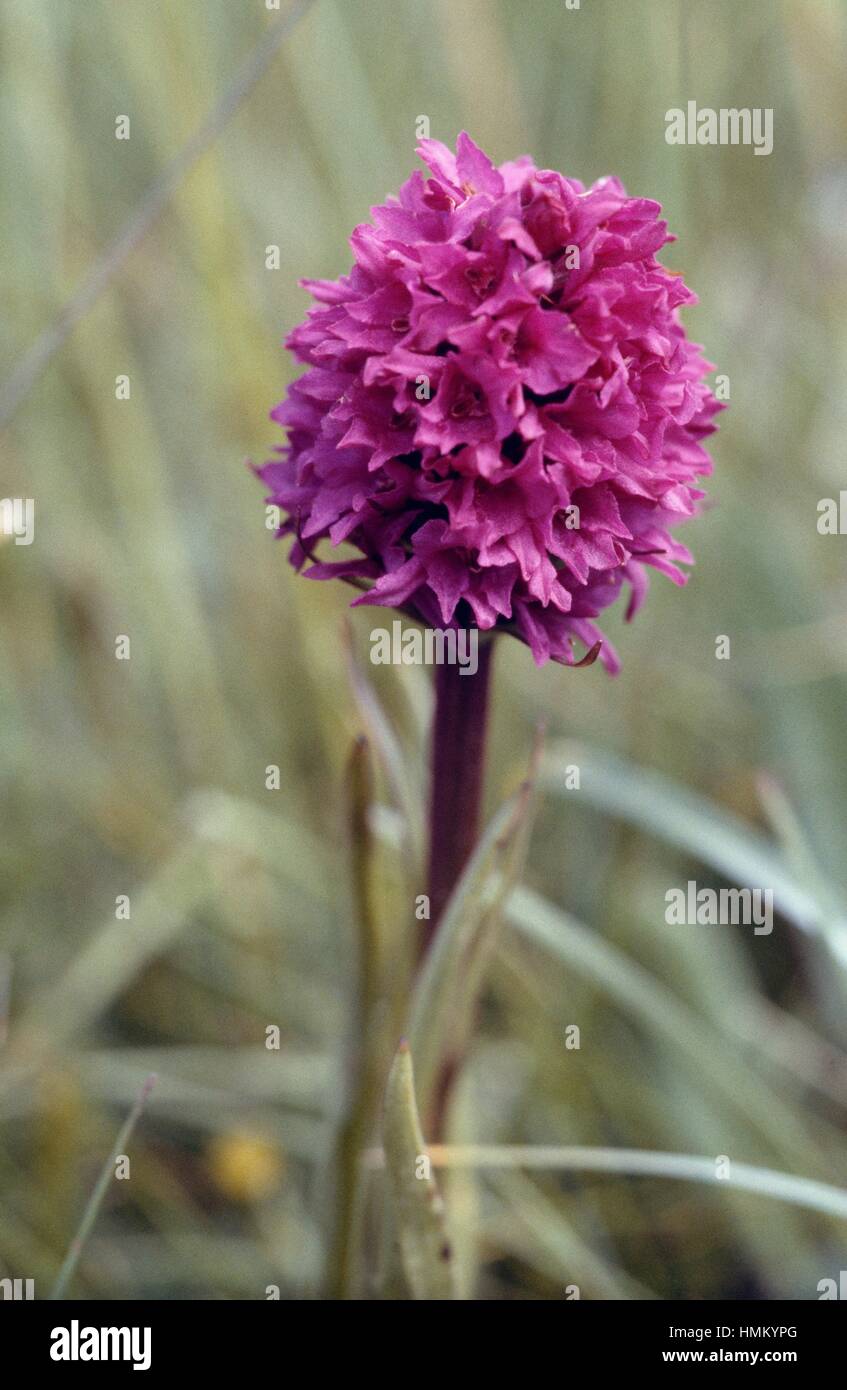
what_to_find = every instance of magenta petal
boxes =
[455,131,505,198]
[350,556,425,609]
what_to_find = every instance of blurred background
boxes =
[2,0,847,1300]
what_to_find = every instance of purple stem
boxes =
[423,637,494,953]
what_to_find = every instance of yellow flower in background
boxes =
[207,1132,284,1204]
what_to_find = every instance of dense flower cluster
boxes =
[259,133,722,669]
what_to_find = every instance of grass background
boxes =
[1,0,846,1299]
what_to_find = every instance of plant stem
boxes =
[424,638,494,953]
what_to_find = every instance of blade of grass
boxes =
[425,1145,847,1223]
[484,1168,657,1301]
[542,741,847,967]
[49,1073,157,1299]
[0,0,318,428]
[506,886,839,1175]
[5,842,210,1080]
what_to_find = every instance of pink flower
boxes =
[258,133,723,670]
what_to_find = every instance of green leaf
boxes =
[407,775,537,1130]
[383,1041,456,1300]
